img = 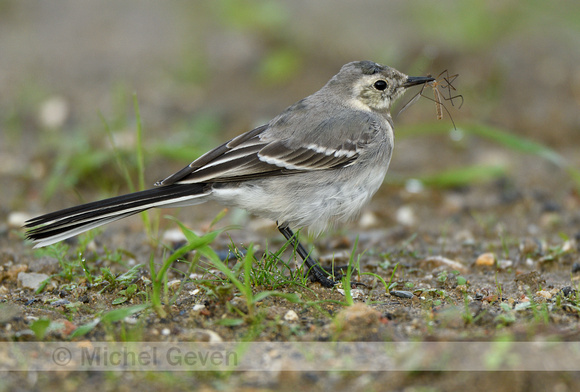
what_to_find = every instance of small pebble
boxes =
[283,310,299,321]
[184,328,223,342]
[424,256,468,273]
[572,263,580,274]
[395,206,416,227]
[162,229,187,244]
[520,294,530,302]
[62,320,77,336]
[561,240,575,253]
[358,210,379,229]
[124,316,139,325]
[337,288,364,299]
[111,129,136,149]
[39,96,69,129]
[498,259,513,269]
[192,304,206,311]
[536,290,552,299]
[549,288,560,296]
[85,240,98,253]
[8,212,33,228]
[515,302,531,311]
[390,290,414,299]
[215,249,240,261]
[17,272,50,291]
[475,253,495,267]
[51,299,70,306]
[167,279,181,289]
[405,178,424,194]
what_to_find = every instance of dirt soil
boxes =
[2,147,580,390]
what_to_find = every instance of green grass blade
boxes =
[400,121,567,167]
[466,123,566,167]
[133,94,146,192]
[396,121,580,189]
[385,164,506,188]
[100,304,150,323]
[100,112,136,193]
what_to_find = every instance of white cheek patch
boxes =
[346,97,372,112]
[372,99,390,111]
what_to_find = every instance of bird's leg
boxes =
[277,225,338,287]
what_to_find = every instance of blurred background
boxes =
[1,0,579,236]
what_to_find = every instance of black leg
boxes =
[277,224,337,288]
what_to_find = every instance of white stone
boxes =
[283,310,298,321]
[17,272,50,291]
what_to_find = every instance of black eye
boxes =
[373,80,388,90]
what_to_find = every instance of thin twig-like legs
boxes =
[277,224,338,288]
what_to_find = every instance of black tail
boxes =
[25,183,209,248]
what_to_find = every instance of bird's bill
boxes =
[403,76,435,88]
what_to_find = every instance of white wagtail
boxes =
[25,61,434,287]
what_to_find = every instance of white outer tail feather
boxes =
[27,186,210,248]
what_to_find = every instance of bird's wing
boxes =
[156,112,383,186]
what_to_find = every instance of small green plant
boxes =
[362,262,399,294]
[209,243,302,323]
[462,293,474,324]
[150,216,304,321]
[495,302,516,327]
[70,304,149,339]
[461,293,486,325]
[494,271,503,300]
[112,284,140,305]
[437,271,449,284]
[32,232,104,285]
[527,291,551,326]
[415,287,449,307]
[34,243,75,281]
[149,219,224,317]
[243,240,302,289]
[500,238,509,261]
[30,318,52,339]
[131,95,158,241]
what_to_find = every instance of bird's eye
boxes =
[373,80,388,91]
